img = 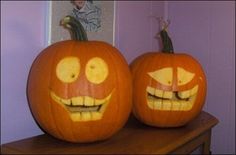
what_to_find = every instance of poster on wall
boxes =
[47,1,115,46]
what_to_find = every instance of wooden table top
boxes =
[1,111,218,154]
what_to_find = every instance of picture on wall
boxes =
[47,1,115,45]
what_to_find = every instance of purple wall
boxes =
[168,1,235,154]
[115,1,165,63]
[1,1,235,154]
[1,1,45,143]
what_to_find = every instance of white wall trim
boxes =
[112,1,116,46]
[45,1,52,46]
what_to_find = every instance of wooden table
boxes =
[1,111,218,154]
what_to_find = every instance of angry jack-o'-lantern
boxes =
[27,16,132,142]
[130,27,206,127]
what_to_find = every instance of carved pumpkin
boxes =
[27,16,132,142]
[130,27,206,127]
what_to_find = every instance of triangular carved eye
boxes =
[148,68,173,86]
[177,67,195,86]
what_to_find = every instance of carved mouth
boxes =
[146,85,198,111]
[50,91,112,122]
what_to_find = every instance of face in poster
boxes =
[47,1,115,45]
[70,0,101,32]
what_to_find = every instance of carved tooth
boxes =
[61,98,71,105]
[147,97,154,109]
[91,112,102,120]
[178,85,198,99]
[154,99,162,110]
[147,86,155,95]
[50,91,70,105]
[70,113,81,121]
[154,89,163,98]
[72,96,83,106]
[96,92,112,113]
[183,101,192,111]
[178,90,190,99]
[171,100,180,111]
[179,101,187,111]
[81,112,91,121]
[95,92,112,106]
[189,94,196,102]
[185,103,192,111]
[162,100,172,110]
[84,96,94,106]
[99,102,108,113]
[106,93,112,101]
[179,101,192,111]
[99,93,112,113]
[147,93,155,109]
[190,85,198,96]
[163,91,173,99]
[95,98,105,105]
[50,91,60,103]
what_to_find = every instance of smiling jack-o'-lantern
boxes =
[130,27,206,127]
[27,16,132,142]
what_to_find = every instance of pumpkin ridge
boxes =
[53,42,78,140]
[97,43,118,140]
[173,55,188,125]
[49,45,67,140]
[143,55,155,123]
[103,44,130,139]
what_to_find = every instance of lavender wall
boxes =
[168,1,235,154]
[1,1,45,143]
[1,1,235,154]
[115,1,165,63]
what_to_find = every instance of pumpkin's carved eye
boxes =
[86,57,108,84]
[177,67,195,86]
[56,57,80,83]
[148,68,173,86]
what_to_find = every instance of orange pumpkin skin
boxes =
[130,52,207,127]
[27,40,132,142]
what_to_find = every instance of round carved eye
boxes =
[56,57,80,83]
[86,57,108,84]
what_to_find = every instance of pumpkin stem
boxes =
[158,18,174,53]
[160,28,174,53]
[60,15,88,41]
